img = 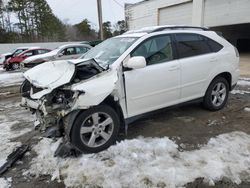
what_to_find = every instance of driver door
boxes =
[124,35,181,117]
[57,47,77,60]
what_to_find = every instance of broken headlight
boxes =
[52,90,75,105]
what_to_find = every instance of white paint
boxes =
[71,70,118,108]
[159,2,193,25]
[126,0,250,29]
[192,0,204,26]
[24,60,75,99]
[22,28,239,119]
[125,0,191,29]
[204,0,250,27]
[25,131,250,187]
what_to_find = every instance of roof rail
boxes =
[151,26,209,32]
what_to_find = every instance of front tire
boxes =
[71,105,120,153]
[203,77,229,111]
[11,63,20,70]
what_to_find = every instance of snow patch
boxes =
[238,79,250,87]
[230,90,250,95]
[0,72,24,87]
[0,120,31,167]
[26,131,250,188]
[244,107,250,112]
[0,177,11,188]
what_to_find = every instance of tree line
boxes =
[0,0,127,43]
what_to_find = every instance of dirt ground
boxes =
[0,79,248,188]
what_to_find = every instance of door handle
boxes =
[168,65,180,71]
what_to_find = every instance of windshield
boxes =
[82,37,138,67]
[13,49,27,56]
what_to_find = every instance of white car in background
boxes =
[21,44,92,68]
[21,25,239,154]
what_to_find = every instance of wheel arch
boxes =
[212,72,232,90]
[63,95,125,141]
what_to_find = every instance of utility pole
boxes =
[97,0,104,40]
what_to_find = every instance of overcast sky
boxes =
[46,0,141,28]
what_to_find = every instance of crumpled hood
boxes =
[24,60,75,90]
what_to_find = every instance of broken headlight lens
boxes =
[52,90,75,105]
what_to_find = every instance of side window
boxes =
[38,49,49,54]
[131,35,174,65]
[23,51,33,57]
[62,47,76,56]
[175,34,212,58]
[76,47,89,54]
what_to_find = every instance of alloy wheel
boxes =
[80,112,114,148]
[211,82,227,107]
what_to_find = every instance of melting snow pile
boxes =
[25,131,250,188]
[238,78,250,87]
[230,90,250,95]
[0,178,11,188]
[0,117,31,167]
[0,72,24,87]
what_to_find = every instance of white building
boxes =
[125,0,250,52]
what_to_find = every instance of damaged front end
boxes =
[20,59,118,155]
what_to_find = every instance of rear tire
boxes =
[203,77,229,111]
[70,105,120,153]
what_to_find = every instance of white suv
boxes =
[21,26,239,153]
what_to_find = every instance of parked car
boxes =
[0,53,11,65]
[1,46,40,65]
[21,44,92,68]
[20,25,239,154]
[3,48,51,71]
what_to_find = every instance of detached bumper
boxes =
[21,97,40,110]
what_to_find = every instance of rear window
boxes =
[207,38,223,52]
[175,33,212,58]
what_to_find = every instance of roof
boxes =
[124,25,209,34]
[58,43,92,49]
[16,46,40,50]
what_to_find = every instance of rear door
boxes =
[175,33,222,102]
[124,34,181,117]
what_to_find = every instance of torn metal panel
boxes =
[71,70,118,109]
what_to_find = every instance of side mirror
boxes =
[124,56,146,69]
[58,52,64,57]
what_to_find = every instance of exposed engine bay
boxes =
[20,59,118,155]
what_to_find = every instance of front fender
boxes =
[71,70,118,109]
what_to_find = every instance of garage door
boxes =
[159,2,193,25]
